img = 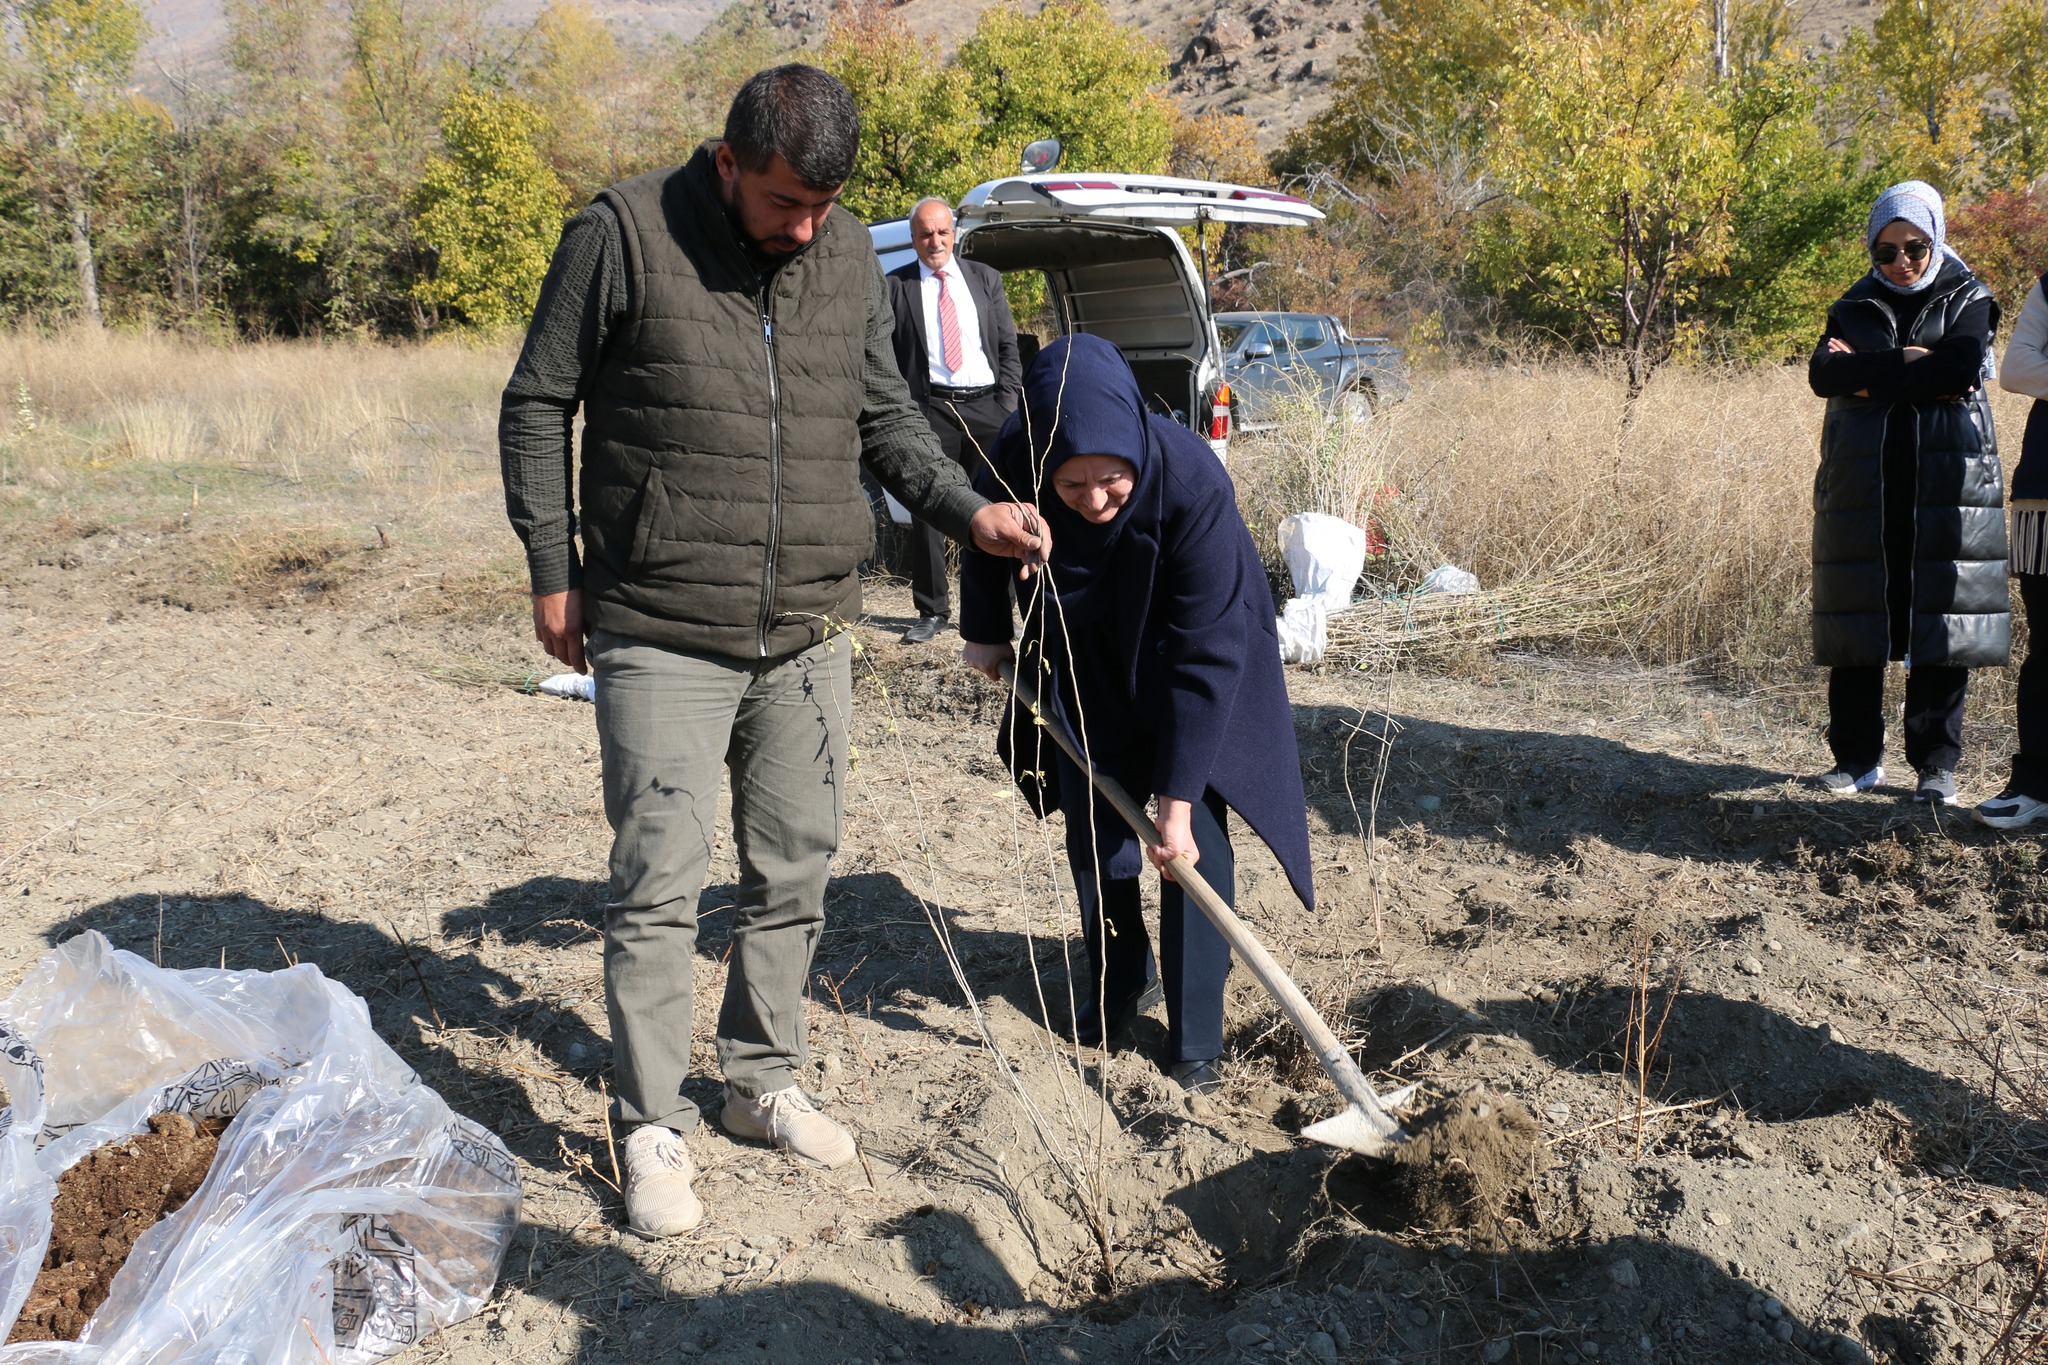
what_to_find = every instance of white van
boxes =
[870,173,1323,464]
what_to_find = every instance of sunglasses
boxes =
[1872,239,1934,265]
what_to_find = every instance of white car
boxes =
[870,172,1323,483]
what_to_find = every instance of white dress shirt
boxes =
[919,259,996,389]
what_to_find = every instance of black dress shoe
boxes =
[1169,1058,1224,1096]
[902,615,946,644]
[1071,977,1163,1046]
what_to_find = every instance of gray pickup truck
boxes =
[1215,311,1409,427]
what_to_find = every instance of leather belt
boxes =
[930,383,995,401]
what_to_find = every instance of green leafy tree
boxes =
[0,0,154,326]
[413,84,567,327]
[1281,0,1535,181]
[214,0,488,334]
[818,5,979,221]
[956,0,1171,177]
[1480,0,1741,403]
[1698,18,1895,359]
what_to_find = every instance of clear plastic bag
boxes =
[0,933,520,1363]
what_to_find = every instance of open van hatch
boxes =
[959,221,1202,427]
[867,172,1323,497]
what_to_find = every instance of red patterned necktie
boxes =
[935,269,964,372]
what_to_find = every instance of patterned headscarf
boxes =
[1865,179,1964,296]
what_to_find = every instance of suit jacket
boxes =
[886,257,1022,412]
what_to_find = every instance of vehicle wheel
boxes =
[1337,385,1375,424]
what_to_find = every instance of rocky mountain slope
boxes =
[142,0,1876,149]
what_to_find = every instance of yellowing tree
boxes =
[1168,106,1265,186]
[1987,0,2048,185]
[1826,0,1993,188]
[1486,0,1741,404]
[1284,0,1545,179]
[523,3,632,200]
[414,85,567,327]
[818,5,979,222]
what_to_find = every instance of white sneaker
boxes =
[1975,787,2048,830]
[721,1085,858,1168]
[621,1124,703,1237]
[1813,764,1883,794]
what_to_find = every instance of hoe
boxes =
[1002,663,1414,1158]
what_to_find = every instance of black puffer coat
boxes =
[1809,259,2010,669]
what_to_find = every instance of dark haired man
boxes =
[886,196,1022,643]
[499,64,1047,1238]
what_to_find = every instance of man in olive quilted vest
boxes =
[499,65,1047,1238]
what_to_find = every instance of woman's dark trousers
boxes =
[1826,463,1968,777]
[2012,573,2048,798]
[1826,665,1968,775]
[1057,755,1234,1063]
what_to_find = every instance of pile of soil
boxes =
[1385,1087,1544,1244]
[6,1112,227,1343]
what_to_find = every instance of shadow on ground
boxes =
[1345,980,2048,1191]
[1292,704,2002,868]
[466,1158,1853,1363]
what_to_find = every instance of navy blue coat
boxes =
[960,335,1315,910]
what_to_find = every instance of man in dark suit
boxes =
[886,196,1023,643]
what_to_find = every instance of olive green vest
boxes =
[579,147,875,659]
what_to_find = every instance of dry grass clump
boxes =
[0,326,512,492]
[1232,362,2033,685]
[0,328,524,606]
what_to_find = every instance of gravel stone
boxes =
[1226,1323,1272,1350]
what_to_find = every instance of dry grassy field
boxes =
[6,332,2048,1364]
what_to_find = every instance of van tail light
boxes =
[1209,384,1232,441]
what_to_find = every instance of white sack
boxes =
[1276,597,1328,667]
[1279,513,1369,610]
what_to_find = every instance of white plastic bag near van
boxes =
[0,932,519,1363]
[1275,513,1368,666]
[1276,598,1328,666]
[1279,513,1368,609]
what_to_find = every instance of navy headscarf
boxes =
[991,334,1166,625]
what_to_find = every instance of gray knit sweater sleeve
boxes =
[499,203,626,596]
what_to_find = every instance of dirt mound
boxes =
[1386,1087,1543,1244]
[7,1112,227,1343]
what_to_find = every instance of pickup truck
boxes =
[1214,311,1409,428]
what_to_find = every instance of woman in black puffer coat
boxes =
[1808,179,2009,805]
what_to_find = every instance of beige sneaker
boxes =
[721,1085,858,1168]
[621,1124,703,1237]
